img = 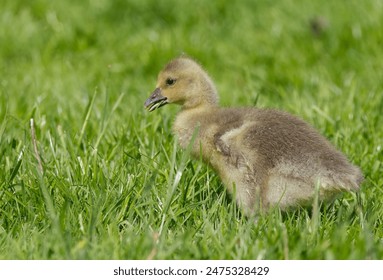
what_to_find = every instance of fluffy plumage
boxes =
[144,56,363,215]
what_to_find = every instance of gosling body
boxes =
[145,57,363,214]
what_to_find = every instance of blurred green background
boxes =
[0,0,382,259]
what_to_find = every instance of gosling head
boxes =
[144,57,219,111]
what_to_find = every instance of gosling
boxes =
[144,56,363,215]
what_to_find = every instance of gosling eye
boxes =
[165,78,176,86]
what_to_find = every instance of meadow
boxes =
[0,0,382,259]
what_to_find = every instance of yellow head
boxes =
[144,57,218,111]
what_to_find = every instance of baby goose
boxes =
[144,57,363,215]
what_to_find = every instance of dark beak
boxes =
[144,88,168,112]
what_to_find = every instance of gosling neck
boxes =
[181,99,219,112]
[181,80,219,111]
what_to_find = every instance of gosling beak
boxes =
[144,88,168,112]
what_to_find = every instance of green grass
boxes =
[1,0,382,259]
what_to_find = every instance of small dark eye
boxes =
[166,78,176,86]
